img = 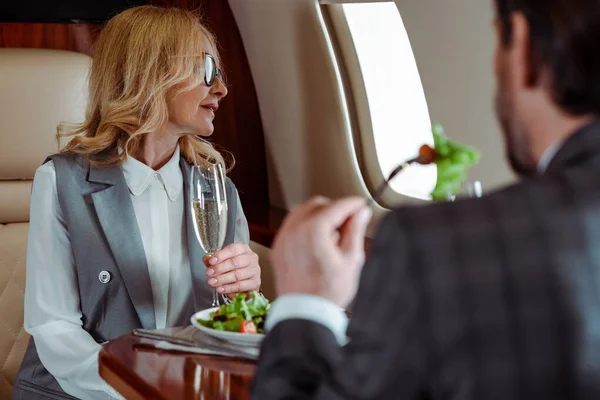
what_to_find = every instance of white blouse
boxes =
[24,147,249,399]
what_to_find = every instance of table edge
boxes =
[99,346,166,400]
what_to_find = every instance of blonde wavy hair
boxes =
[59,5,229,169]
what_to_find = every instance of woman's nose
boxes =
[211,77,228,99]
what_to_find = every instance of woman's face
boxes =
[166,55,228,138]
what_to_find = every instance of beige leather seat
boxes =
[0,48,90,399]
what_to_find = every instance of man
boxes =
[250,0,600,398]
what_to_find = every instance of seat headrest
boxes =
[0,48,90,180]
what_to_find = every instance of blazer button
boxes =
[99,271,111,284]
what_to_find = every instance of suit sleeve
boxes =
[252,211,429,399]
[233,187,250,244]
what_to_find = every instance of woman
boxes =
[13,6,261,400]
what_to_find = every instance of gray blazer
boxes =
[253,120,600,399]
[13,153,245,399]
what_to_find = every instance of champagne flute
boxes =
[190,163,228,307]
[460,180,483,199]
[447,180,483,201]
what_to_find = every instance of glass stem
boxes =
[208,252,220,308]
[212,287,220,308]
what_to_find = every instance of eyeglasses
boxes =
[204,53,222,87]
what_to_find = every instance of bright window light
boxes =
[342,2,436,200]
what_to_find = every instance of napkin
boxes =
[153,340,259,360]
[133,326,260,360]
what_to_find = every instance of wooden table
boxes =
[99,328,256,399]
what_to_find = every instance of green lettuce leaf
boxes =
[430,123,481,200]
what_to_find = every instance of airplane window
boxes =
[326,1,436,201]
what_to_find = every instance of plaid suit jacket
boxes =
[252,121,600,400]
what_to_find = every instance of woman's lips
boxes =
[200,104,217,118]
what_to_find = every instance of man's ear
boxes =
[510,12,540,88]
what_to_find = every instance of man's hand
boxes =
[271,196,372,308]
[204,243,262,297]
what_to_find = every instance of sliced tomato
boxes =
[214,309,220,316]
[240,320,257,334]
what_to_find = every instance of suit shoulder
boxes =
[386,178,548,233]
[46,152,90,181]
[47,152,86,167]
[387,174,586,244]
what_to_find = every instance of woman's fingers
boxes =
[217,277,261,295]
[206,253,259,277]
[207,264,257,287]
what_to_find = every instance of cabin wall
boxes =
[231,0,516,213]
[229,0,377,212]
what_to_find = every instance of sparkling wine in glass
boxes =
[190,163,228,307]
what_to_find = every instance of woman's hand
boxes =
[204,243,261,297]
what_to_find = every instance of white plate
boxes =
[190,307,265,348]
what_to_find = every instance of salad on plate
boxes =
[197,291,270,334]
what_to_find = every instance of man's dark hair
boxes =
[495,0,600,115]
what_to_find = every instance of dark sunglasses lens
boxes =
[205,56,215,86]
